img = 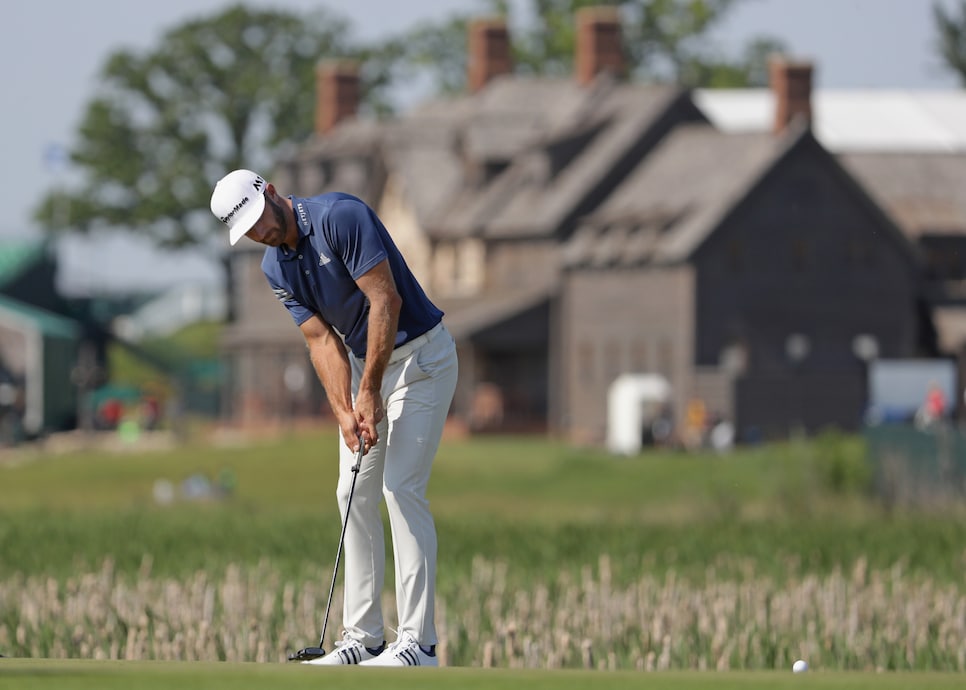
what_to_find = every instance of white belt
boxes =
[386,322,445,364]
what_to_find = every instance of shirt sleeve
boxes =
[326,199,388,280]
[266,275,315,327]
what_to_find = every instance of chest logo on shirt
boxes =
[319,252,331,266]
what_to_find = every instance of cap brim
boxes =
[228,193,266,246]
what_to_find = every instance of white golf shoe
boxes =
[360,631,439,667]
[302,631,385,665]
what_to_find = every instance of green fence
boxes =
[865,423,966,508]
[180,359,223,417]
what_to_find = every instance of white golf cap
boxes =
[210,169,267,245]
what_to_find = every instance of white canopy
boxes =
[694,89,966,153]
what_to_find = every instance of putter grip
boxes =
[352,434,365,472]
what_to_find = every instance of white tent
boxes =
[606,374,671,455]
[693,89,966,153]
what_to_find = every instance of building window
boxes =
[334,157,368,192]
[923,242,964,281]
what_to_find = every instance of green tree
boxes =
[935,0,966,85]
[395,0,784,92]
[34,5,357,248]
[390,16,475,96]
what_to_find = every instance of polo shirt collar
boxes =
[277,196,312,262]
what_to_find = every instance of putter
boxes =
[288,435,366,662]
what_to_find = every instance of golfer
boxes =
[210,170,458,667]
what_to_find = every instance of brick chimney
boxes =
[315,60,359,135]
[769,57,813,134]
[576,6,624,86]
[467,18,513,93]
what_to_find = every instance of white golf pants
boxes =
[338,323,458,648]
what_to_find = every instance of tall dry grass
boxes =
[1,555,964,670]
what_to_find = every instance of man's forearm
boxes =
[359,293,400,393]
[308,334,353,419]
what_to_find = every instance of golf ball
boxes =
[792,659,808,673]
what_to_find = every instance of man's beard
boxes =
[267,197,289,246]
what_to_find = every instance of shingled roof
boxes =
[277,74,598,230]
[839,152,966,238]
[277,118,385,203]
[384,75,599,227]
[695,87,966,240]
[563,123,788,268]
[564,120,919,269]
[437,279,555,341]
[436,80,700,240]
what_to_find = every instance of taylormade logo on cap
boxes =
[210,169,267,245]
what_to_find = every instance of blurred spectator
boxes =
[915,381,947,430]
[96,398,123,430]
[709,418,735,453]
[683,397,708,450]
[469,382,504,432]
[644,402,674,447]
[141,395,161,430]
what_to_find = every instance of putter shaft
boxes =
[312,437,366,656]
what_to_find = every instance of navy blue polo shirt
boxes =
[261,192,443,358]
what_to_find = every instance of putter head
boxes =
[288,646,326,662]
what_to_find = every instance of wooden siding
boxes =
[561,266,695,443]
[486,240,560,292]
[691,140,920,437]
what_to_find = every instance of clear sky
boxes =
[3,0,961,294]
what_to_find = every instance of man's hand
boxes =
[336,411,364,454]
[353,385,384,451]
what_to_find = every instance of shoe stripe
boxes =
[403,648,419,666]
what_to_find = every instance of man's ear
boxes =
[265,182,276,199]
